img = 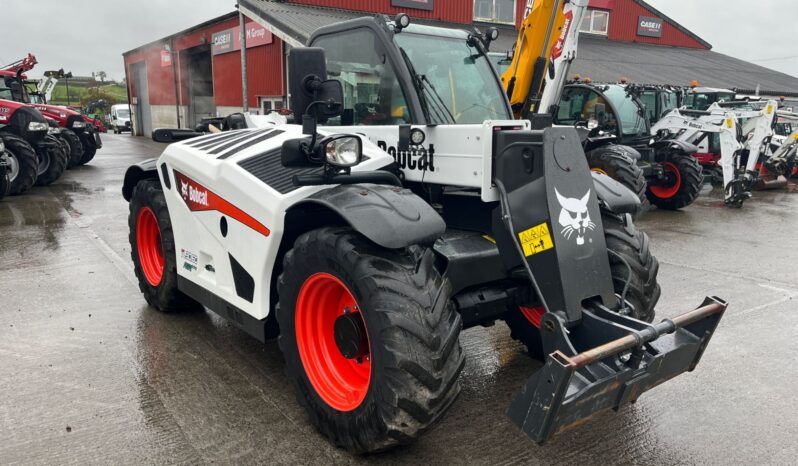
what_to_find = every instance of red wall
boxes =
[124,16,283,109]
[287,0,472,23]
[214,42,284,106]
[605,0,707,49]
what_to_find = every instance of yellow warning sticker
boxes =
[518,222,555,257]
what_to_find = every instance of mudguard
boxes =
[592,172,641,215]
[651,138,698,155]
[122,159,159,201]
[295,183,446,249]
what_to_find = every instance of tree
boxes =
[95,71,107,83]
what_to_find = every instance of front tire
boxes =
[78,132,97,165]
[504,212,660,359]
[60,129,84,168]
[129,179,199,312]
[586,146,647,205]
[35,135,69,186]
[277,227,464,453]
[646,153,703,210]
[1,133,38,195]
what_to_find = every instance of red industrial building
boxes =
[123,0,798,136]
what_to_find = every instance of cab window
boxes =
[312,28,410,126]
[555,87,618,132]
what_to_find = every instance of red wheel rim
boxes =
[649,162,682,199]
[520,306,545,329]
[295,273,371,412]
[136,207,164,286]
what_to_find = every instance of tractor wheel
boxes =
[645,153,703,210]
[1,133,38,195]
[35,135,69,186]
[277,227,464,453]
[586,146,647,205]
[60,129,84,168]
[0,159,10,200]
[79,144,97,165]
[504,212,660,359]
[129,179,199,312]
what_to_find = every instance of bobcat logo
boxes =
[181,180,189,198]
[555,189,596,246]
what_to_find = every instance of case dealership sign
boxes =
[637,16,663,38]
[212,22,273,55]
[392,0,434,11]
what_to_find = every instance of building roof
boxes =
[237,1,798,96]
[570,36,798,95]
[123,12,239,56]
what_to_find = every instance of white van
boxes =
[110,104,132,134]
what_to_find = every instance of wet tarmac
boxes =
[1,134,797,465]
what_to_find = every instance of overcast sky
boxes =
[0,0,796,81]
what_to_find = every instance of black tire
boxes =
[645,153,703,210]
[0,159,10,200]
[129,179,199,312]
[78,132,97,165]
[34,135,69,186]
[60,129,84,168]
[504,212,660,358]
[79,143,97,165]
[1,133,38,195]
[586,146,647,205]
[277,227,464,453]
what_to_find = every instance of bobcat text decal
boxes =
[173,170,270,237]
[377,141,436,172]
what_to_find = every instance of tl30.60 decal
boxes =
[377,141,436,172]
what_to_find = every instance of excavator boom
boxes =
[501,0,588,118]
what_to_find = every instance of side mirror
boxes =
[287,47,343,125]
[594,103,607,127]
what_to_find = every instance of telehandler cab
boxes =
[123,14,727,453]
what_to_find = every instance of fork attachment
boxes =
[507,296,727,443]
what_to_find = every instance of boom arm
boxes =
[501,0,588,118]
[1,54,38,75]
[653,109,745,205]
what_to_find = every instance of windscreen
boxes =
[603,86,647,136]
[118,109,130,118]
[394,32,511,124]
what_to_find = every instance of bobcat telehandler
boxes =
[123,13,727,453]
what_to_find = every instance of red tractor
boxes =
[0,95,68,195]
[1,54,102,167]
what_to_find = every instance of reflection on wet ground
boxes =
[1,134,797,464]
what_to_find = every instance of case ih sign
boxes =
[392,0,434,11]
[212,23,273,55]
[637,16,663,38]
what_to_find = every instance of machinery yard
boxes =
[4,0,798,464]
[1,134,796,464]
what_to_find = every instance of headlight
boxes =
[71,120,86,129]
[0,140,5,153]
[323,135,363,167]
[48,126,61,134]
[28,121,49,132]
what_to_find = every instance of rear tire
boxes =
[646,153,703,210]
[586,146,647,205]
[277,227,464,453]
[60,129,84,168]
[504,212,660,359]
[129,179,199,312]
[1,133,38,195]
[35,135,69,186]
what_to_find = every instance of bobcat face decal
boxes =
[555,189,596,246]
